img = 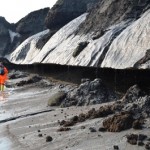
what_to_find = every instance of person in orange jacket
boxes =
[0,62,8,91]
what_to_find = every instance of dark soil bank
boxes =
[6,62,150,93]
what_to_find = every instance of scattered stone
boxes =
[92,30,105,40]
[83,105,114,120]
[126,134,138,145]
[60,120,66,126]
[145,142,150,150]
[16,76,42,86]
[61,78,117,107]
[103,112,134,132]
[138,134,147,141]
[60,120,76,127]
[96,105,114,118]
[111,103,124,112]
[138,141,144,146]
[38,130,41,132]
[126,133,147,146]
[60,105,114,127]
[98,127,107,132]
[71,116,78,122]
[73,41,89,57]
[89,127,97,132]
[8,71,28,80]
[81,126,86,129]
[78,113,86,122]
[147,138,150,141]
[59,84,150,134]
[59,84,64,89]
[38,134,43,137]
[113,145,119,150]
[122,85,142,103]
[46,136,53,142]
[57,127,71,132]
[132,120,143,129]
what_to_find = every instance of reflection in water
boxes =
[0,91,11,120]
[0,92,6,101]
[0,137,11,150]
[0,92,9,101]
[0,90,12,150]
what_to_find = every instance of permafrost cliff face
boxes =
[32,13,88,64]
[101,9,150,69]
[10,30,49,64]
[8,0,150,69]
[41,19,131,66]
[9,13,130,65]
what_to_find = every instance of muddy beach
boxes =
[0,68,149,150]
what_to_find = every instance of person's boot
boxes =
[0,84,4,91]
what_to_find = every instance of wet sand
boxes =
[0,71,150,150]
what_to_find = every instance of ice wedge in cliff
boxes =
[101,9,150,69]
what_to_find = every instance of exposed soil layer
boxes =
[5,62,150,94]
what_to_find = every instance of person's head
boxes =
[0,62,4,67]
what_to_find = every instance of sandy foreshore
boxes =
[0,70,150,150]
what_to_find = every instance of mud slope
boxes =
[0,68,149,150]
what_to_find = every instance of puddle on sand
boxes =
[0,90,12,120]
[0,112,11,121]
[0,137,11,150]
[0,86,13,102]
[0,92,9,102]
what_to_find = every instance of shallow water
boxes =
[0,137,11,150]
[0,77,55,150]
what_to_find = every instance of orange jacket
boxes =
[0,67,8,84]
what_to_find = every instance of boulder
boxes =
[122,85,142,103]
[103,112,134,132]
[62,78,117,107]
[73,41,89,57]
[48,91,66,106]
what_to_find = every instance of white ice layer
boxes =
[101,9,150,69]
[31,13,88,64]
[32,13,130,66]
[9,9,150,69]
[8,30,20,43]
[10,29,49,64]
[9,13,131,66]
[78,20,131,67]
